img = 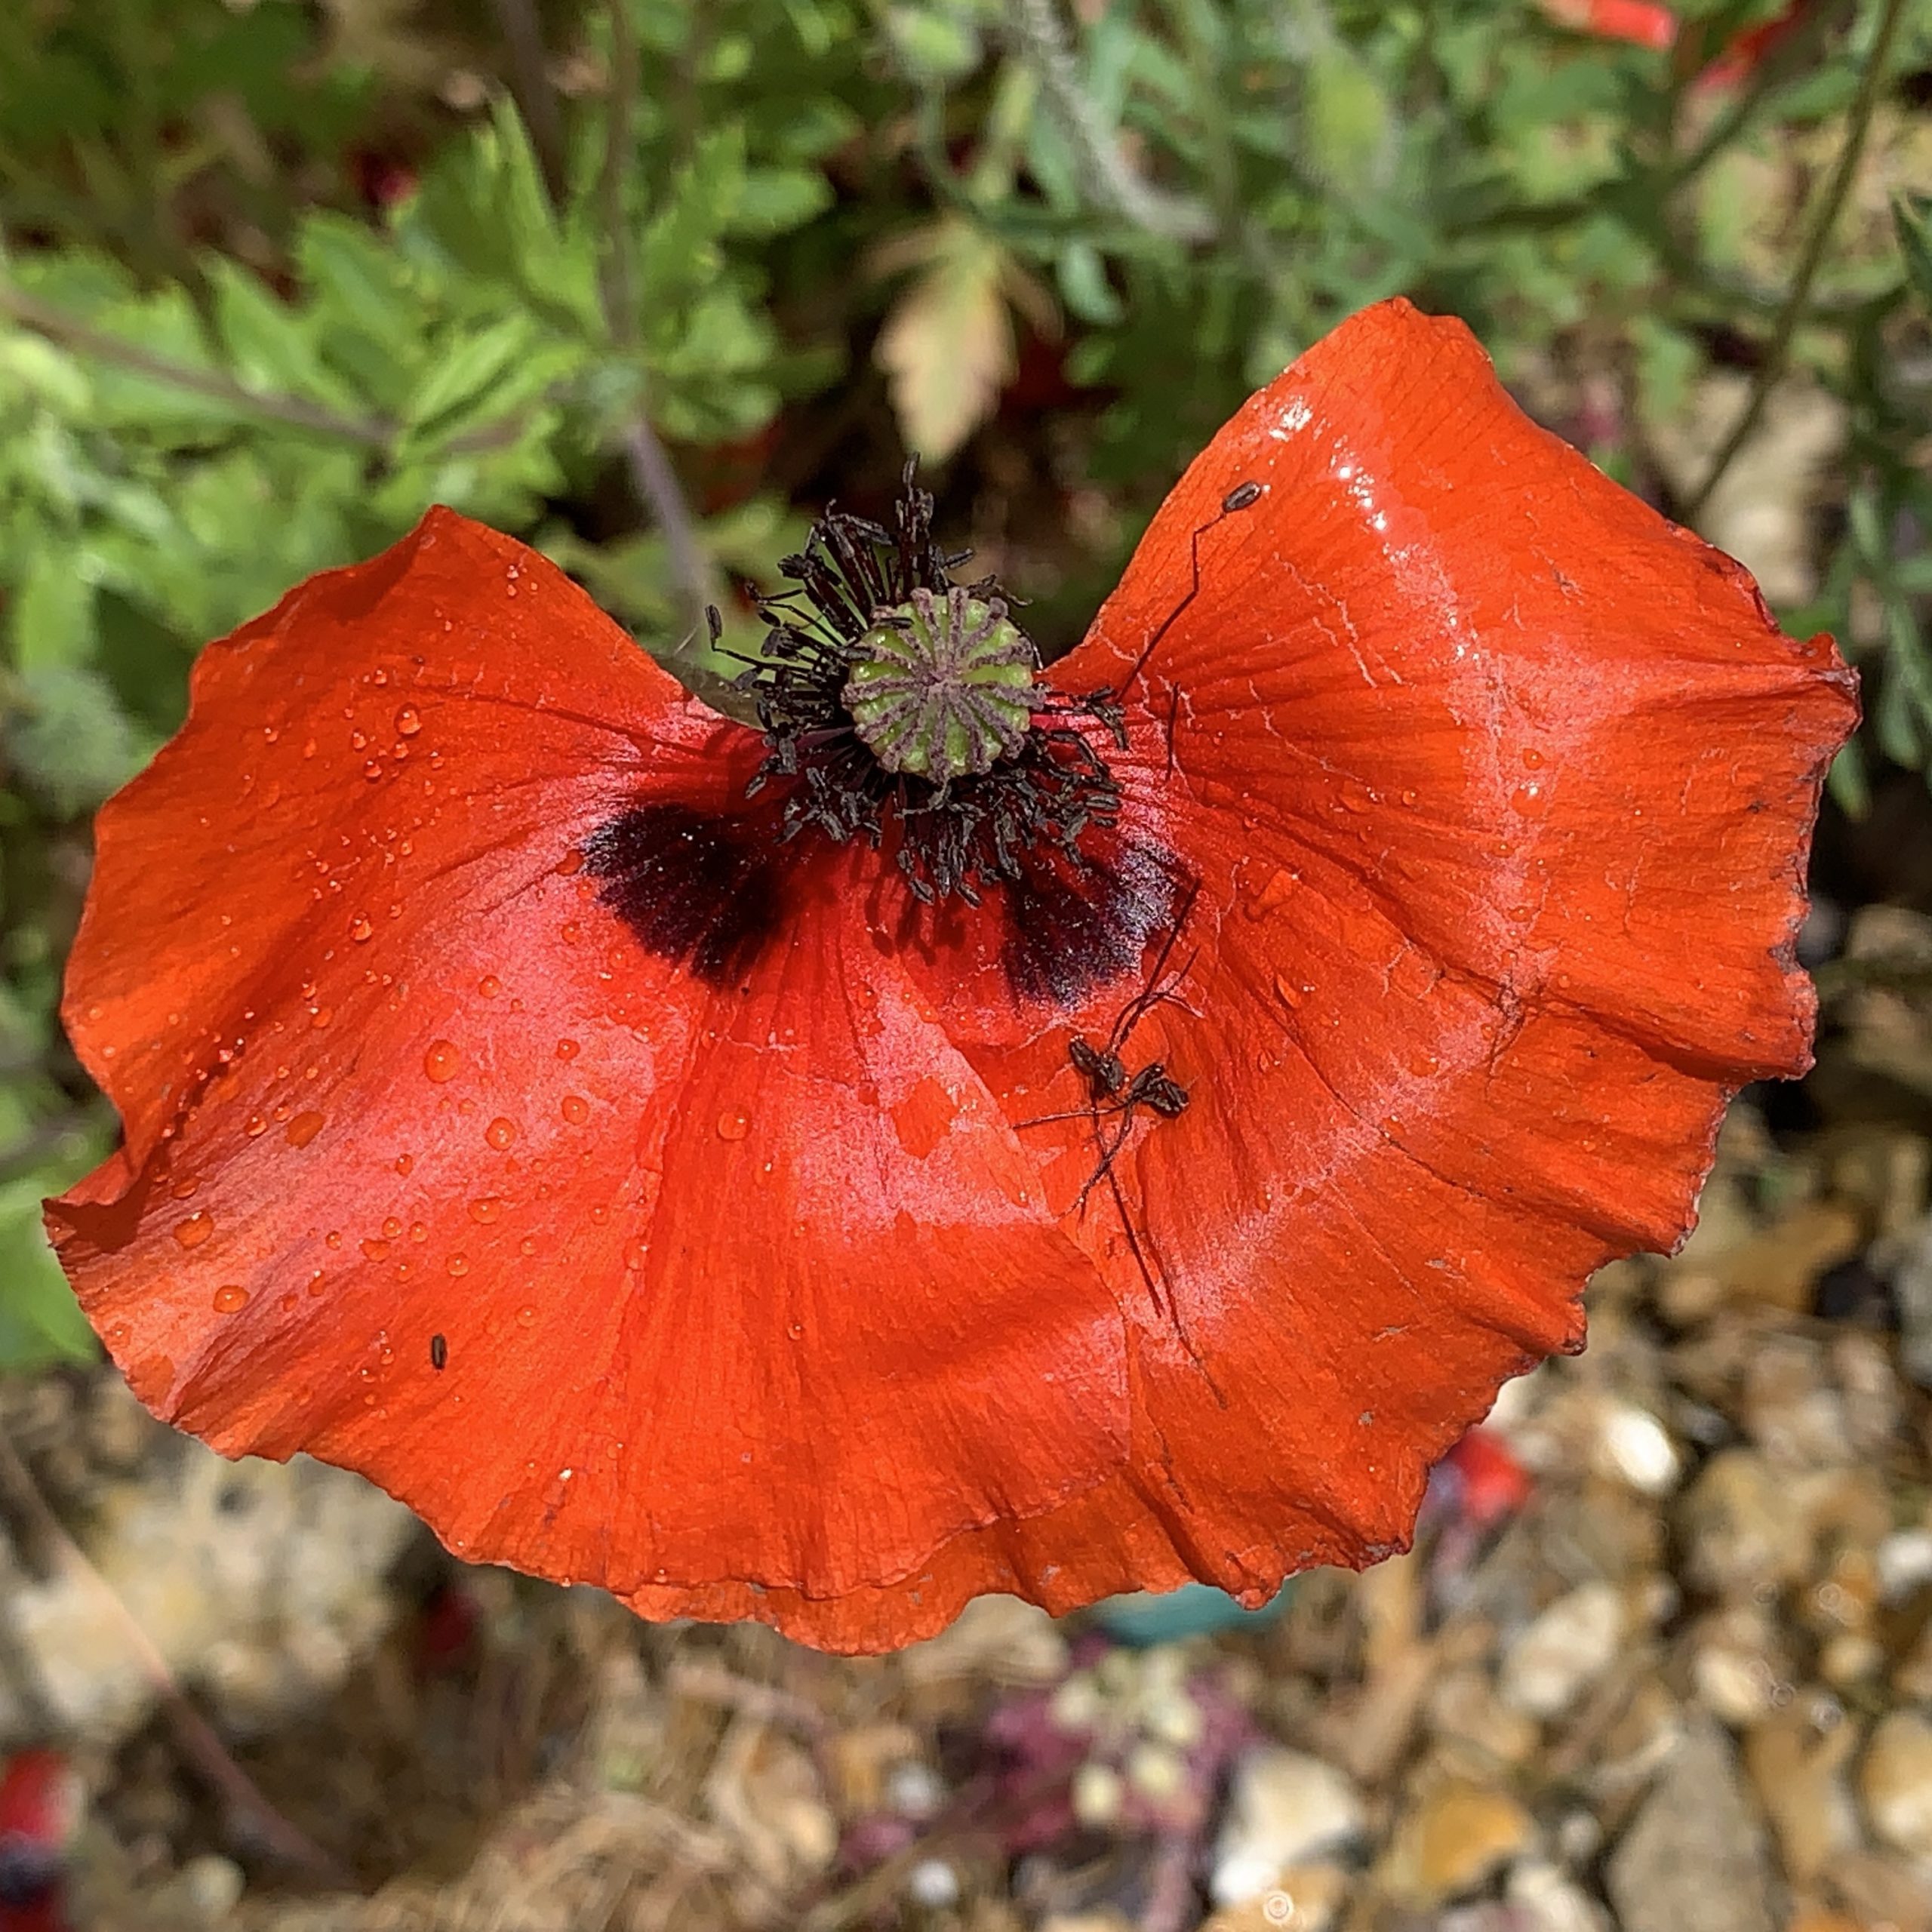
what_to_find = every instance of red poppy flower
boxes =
[1540,0,1678,51]
[1540,0,1810,81]
[48,300,1854,1653]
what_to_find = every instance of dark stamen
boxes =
[735,468,1140,950]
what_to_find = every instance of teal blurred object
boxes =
[1088,1580,1298,1644]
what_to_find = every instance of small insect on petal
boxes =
[429,1333,448,1371]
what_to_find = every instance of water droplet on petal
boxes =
[394,705,422,737]
[560,1094,590,1126]
[360,1237,390,1261]
[1509,783,1543,814]
[173,1213,214,1249]
[244,1113,267,1137]
[350,915,374,943]
[1522,746,1545,768]
[555,850,583,877]
[285,1110,325,1149]
[559,921,583,946]
[478,974,500,998]
[395,1152,414,1176]
[555,1038,580,1061]
[623,1238,647,1270]
[1245,866,1300,920]
[424,1041,460,1082]
[469,1196,503,1223]
[448,1253,469,1277]
[716,1109,749,1142]
[516,1304,537,1327]
[363,760,384,781]
[212,1284,249,1314]
[485,1117,518,1150]
[380,1216,404,1240]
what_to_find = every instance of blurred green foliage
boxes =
[1,0,1929,1363]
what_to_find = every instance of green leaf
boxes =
[884,3,983,84]
[4,662,141,817]
[297,213,427,405]
[1826,736,1871,819]
[0,1177,97,1371]
[1057,240,1124,325]
[1895,195,1932,309]
[402,315,541,435]
[208,258,358,411]
[729,167,835,237]
[0,329,91,414]
[1300,34,1397,194]
[637,128,744,304]
[7,549,96,673]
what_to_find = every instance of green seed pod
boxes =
[844,586,1037,783]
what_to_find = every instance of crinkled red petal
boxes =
[51,300,1857,1653]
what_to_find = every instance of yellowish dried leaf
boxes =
[874,218,1016,463]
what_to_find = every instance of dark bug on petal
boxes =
[430,1333,448,1372]
[1118,481,1268,703]
[1019,880,1220,1391]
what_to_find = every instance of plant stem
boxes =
[0,281,395,445]
[1667,0,1859,191]
[597,0,712,632]
[1685,0,1908,521]
[1001,0,1216,242]
[488,0,570,205]
[0,1426,353,1887]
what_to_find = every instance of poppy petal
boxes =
[844,299,1850,1641]
[944,297,1850,1599]
[1062,300,1852,1084]
[51,510,1131,1611]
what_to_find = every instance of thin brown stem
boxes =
[597,0,712,632]
[1685,0,1908,520]
[488,0,570,204]
[0,281,531,457]
[0,1427,352,1887]
[0,281,393,445]
[1667,0,1858,190]
[1001,0,1214,241]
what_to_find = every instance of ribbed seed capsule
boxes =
[843,586,1036,783]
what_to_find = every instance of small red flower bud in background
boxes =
[1541,0,1678,49]
[0,1751,81,1932]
